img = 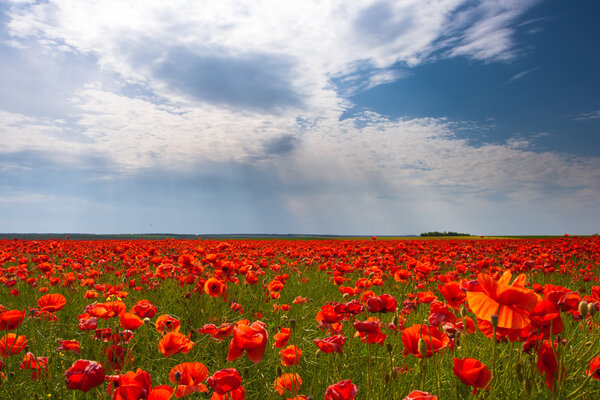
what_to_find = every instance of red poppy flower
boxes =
[111,368,153,400]
[467,271,538,330]
[402,324,450,358]
[132,299,157,318]
[537,340,564,391]
[57,340,81,354]
[452,358,492,394]
[120,312,144,331]
[207,368,242,395]
[64,359,105,393]
[403,390,437,400]
[0,309,25,330]
[19,352,48,381]
[169,362,209,398]
[103,344,133,371]
[227,320,268,363]
[158,332,194,357]
[438,281,467,309]
[274,327,291,348]
[0,333,27,357]
[353,317,387,345]
[528,299,563,336]
[274,373,302,395]
[280,345,302,366]
[205,278,225,297]
[324,379,357,400]
[314,335,347,354]
[37,293,66,313]
[587,357,600,381]
[155,315,180,334]
[366,294,397,313]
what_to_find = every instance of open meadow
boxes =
[1,236,600,399]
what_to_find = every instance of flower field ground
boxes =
[1,236,600,399]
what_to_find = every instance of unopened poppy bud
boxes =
[174,371,182,382]
[143,317,150,324]
[490,314,499,329]
[393,315,399,326]
[418,338,428,358]
[589,303,597,316]
[460,307,466,318]
[386,343,393,354]
[290,319,296,329]
[579,301,589,317]
[384,373,390,384]
[276,366,283,376]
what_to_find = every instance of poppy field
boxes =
[1,236,600,399]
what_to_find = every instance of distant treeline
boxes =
[420,231,471,237]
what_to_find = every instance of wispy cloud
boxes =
[575,110,600,121]
[504,66,541,85]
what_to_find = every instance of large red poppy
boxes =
[227,320,268,363]
[466,271,538,330]
[64,359,105,393]
[158,332,194,357]
[0,310,25,331]
[402,324,450,358]
[37,294,67,313]
[169,362,209,398]
[324,379,357,400]
[452,357,492,394]
[0,333,27,357]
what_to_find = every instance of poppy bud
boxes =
[143,317,150,324]
[393,315,399,326]
[418,338,428,358]
[173,371,182,382]
[290,319,296,329]
[579,301,589,317]
[590,303,597,316]
[490,314,498,329]
[276,366,283,376]
[386,343,393,354]
[384,373,390,384]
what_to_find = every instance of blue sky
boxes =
[0,0,599,235]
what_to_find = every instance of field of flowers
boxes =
[1,236,600,399]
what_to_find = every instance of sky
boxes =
[0,0,599,235]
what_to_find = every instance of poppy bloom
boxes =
[227,320,268,363]
[205,278,225,297]
[537,340,563,391]
[314,335,347,354]
[353,317,387,345]
[158,332,194,357]
[19,352,48,381]
[588,357,600,381]
[64,359,105,393]
[0,309,25,330]
[57,340,81,354]
[155,315,181,334]
[169,362,209,398]
[324,379,357,400]
[274,373,302,395]
[366,294,397,313]
[467,271,538,330]
[528,299,563,337]
[120,312,144,331]
[37,293,67,313]
[132,299,157,318]
[402,324,450,358]
[111,368,152,399]
[438,281,467,309]
[280,345,302,366]
[274,327,291,348]
[403,390,437,400]
[207,368,242,394]
[452,358,492,394]
[0,333,27,357]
